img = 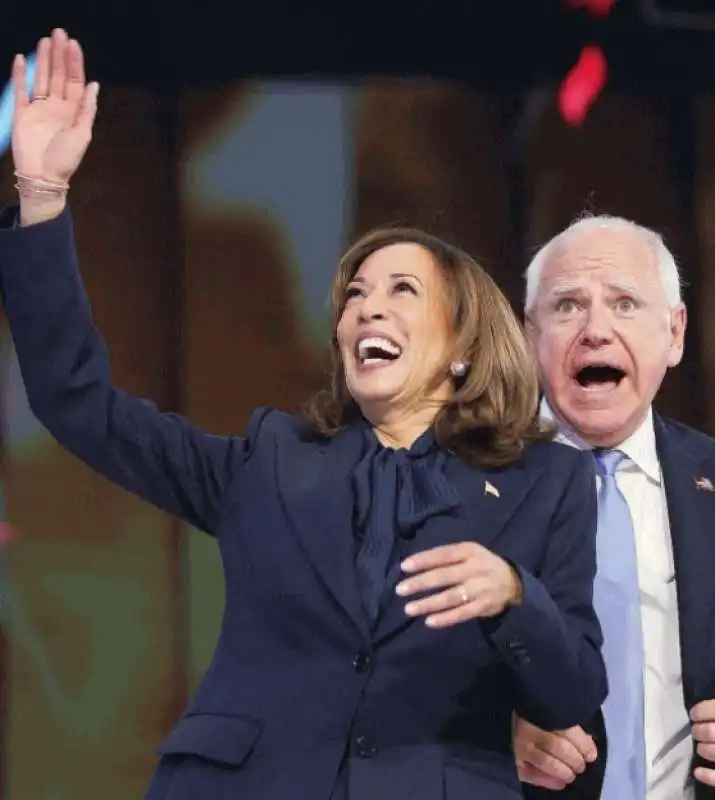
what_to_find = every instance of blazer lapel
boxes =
[276,423,371,642]
[374,456,544,644]
[655,415,715,708]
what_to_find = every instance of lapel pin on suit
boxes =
[694,476,714,492]
[484,480,500,498]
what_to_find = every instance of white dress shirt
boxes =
[540,401,693,799]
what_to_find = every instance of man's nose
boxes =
[581,308,614,345]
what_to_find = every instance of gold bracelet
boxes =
[14,171,69,198]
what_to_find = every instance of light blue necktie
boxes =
[593,450,646,800]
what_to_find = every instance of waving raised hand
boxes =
[11,29,98,223]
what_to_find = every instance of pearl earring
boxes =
[450,361,467,377]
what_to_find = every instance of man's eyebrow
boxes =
[603,280,641,296]
[547,282,584,297]
[545,280,645,298]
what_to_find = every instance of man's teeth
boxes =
[357,336,401,363]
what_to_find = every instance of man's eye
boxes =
[617,297,636,313]
[556,299,579,313]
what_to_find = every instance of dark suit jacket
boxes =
[0,208,607,800]
[523,415,715,800]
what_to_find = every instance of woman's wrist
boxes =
[19,195,67,226]
[15,172,69,226]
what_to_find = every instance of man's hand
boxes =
[691,700,715,785]
[514,716,598,790]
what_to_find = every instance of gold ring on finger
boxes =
[459,587,469,605]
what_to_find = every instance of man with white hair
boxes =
[514,215,715,800]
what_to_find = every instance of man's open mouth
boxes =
[574,364,626,390]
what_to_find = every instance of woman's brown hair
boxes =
[305,227,552,466]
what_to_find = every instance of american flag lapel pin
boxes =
[695,476,714,492]
[484,481,500,498]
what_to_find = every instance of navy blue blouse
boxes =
[351,422,462,627]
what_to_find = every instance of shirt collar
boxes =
[539,398,661,485]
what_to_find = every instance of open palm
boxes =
[11,29,98,184]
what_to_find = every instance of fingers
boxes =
[74,82,99,133]
[517,761,569,791]
[560,725,598,763]
[695,766,715,786]
[64,38,85,102]
[403,583,472,618]
[693,722,715,745]
[544,733,590,774]
[48,28,69,98]
[399,542,504,626]
[522,737,581,784]
[691,700,715,724]
[30,30,84,102]
[402,542,482,574]
[691,703,715,767]
[417,596,488,628]
[33,37,52,99]
[396,563,468,598]
[396,549,478,627]
[12,55,29,110]
[524,748,578,785]
[515,721,593,782]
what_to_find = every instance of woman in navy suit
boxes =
[1,30,606,800]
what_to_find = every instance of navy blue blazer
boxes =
[0,208,607,800]
[524,415,715,800]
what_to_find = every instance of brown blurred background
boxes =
[0,1,714,796]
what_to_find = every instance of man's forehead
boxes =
[546,277,642,296]
[538,227,660,294]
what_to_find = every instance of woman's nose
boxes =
[358,292,388,321]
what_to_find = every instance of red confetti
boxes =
[564,0,616,17]
[558,45,607,127]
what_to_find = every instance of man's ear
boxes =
[667,303,687,368]
[524,312,538,353]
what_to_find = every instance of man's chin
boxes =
[570,379,626,408]
[560,405,640,448]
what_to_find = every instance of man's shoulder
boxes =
[657,415,715,455]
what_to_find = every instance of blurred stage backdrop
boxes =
[1,8,715,796]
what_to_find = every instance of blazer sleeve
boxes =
[483,450,607,731]
[0,206,264,535]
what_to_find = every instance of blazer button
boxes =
[508,639,530,666]
[355,734,377,758]
[352,652,372,673]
